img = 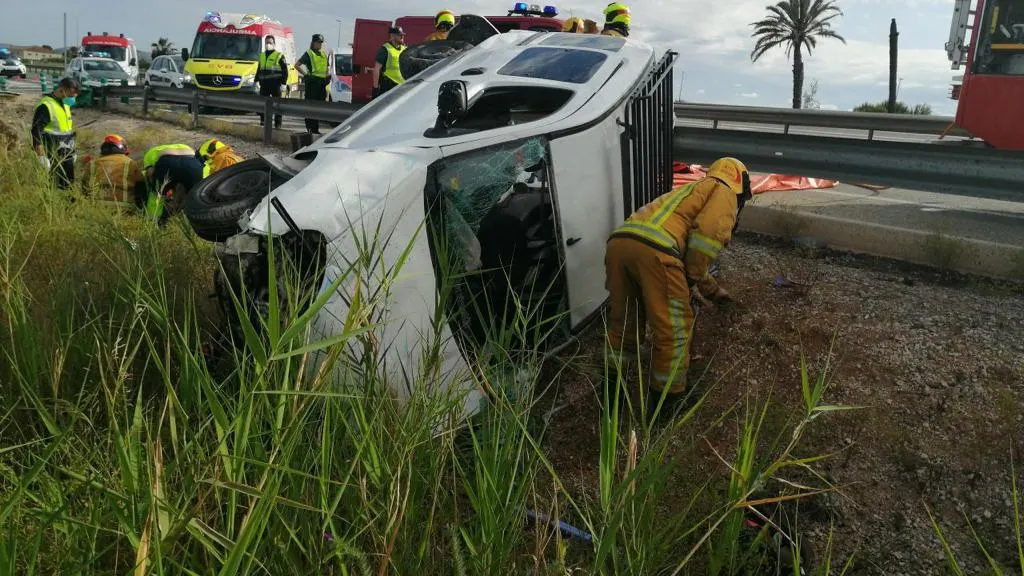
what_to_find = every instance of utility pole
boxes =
[336,18,343,50]
[63,12,68,66]
[888,18,898,113]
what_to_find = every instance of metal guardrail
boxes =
[672,103,974,140]
[675,127,1022,202]
[101,85,1024,201]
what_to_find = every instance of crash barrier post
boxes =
[39,72,47,93]
[263,98,274,145]
[120,79,129,105]
[191,90,200,127]
[0,77,7,92]
[142,84,150,115]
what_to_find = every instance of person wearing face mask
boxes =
[257,35,288,129]
[31,76,80,189]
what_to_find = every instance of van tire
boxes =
[184,159,288,242]
[399,40,475,79]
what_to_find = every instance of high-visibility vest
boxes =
[306,49,328,78]
[36,95,75,152]
[259,50,284,77]
[611,182,698,257]
[382,42,405,85]
[143,144,193,170]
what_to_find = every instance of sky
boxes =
[0,0,960,114]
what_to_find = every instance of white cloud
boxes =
[740,92,759,98]
[697,89,706,94]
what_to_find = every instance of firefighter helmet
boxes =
[562,16,585,33]
[197,138,222,161]
[604,2,631,26]
[101,134,128,155]
[435,10,456,30]
[706,157,750,197]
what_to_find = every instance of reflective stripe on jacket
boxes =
[383,43,405,85]
[306,49,328,78]
[259,50,285,79]
[611,177,738,295]
[86,154,141,204]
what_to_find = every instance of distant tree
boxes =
[750,0,846,109]
[802,78,821,109]
[854,101,932,115]
[151,38,176,57]
[67,46,79,58]
[41,44,53,50]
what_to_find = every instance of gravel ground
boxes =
[542,235,1024,574]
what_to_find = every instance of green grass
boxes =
[10,121,1017,574]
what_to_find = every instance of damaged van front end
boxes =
[212,145,486,418]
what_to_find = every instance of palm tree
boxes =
[750,0,846,109]
[151,38,175,57]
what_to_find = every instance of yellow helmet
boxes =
[562,16,585,33]
[435,10,455,29]
[705,157,750,196]
[604,2,631,26]
[197,138,224,161]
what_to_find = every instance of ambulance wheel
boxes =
[184,159,289,242]
[399,40,475,80]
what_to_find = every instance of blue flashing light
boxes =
[543,5,558,16]
[205,11,221,24]
[514,2,529,12]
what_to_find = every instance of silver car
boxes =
[67,57,129,87]
[145,55,190,88]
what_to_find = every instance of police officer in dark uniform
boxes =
[257,34,288,129]
[296,33,329,134]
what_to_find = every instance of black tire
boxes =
[399,40,475,79]
[184,158,289,242]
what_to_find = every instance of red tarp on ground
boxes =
[672,162,839,194]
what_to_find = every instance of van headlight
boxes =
[241,74,256,86]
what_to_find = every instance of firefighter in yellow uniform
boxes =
[81,134,141,210]
[373,26,406,98]
[425,10,456,40]
[197,138,243,178]
[562,17,585,33]
[605,157,752,416]
[601,2,631,37]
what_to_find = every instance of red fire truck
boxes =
[946,0,1024,149]
[350,3,564,104]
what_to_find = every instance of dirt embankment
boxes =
[543,236,1023,574]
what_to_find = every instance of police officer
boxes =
[257,34,288,129]
[296,33,329,134]
[373,26,406,98]
[31,77,80,189]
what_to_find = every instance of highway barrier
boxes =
[99,85,1024,201]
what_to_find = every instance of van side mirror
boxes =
[437,80,468,128]
[130,58,137,66]
[181,48,189,61]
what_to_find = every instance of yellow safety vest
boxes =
[259,50,284,76]
[383,42,405,85]
[611,182,697,257]
[306,49,328,78]
[36,95,75,152]
[143,144,193,170]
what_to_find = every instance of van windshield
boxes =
[191,32,261,61]
[83,44,126,61]
[84,59,123,72]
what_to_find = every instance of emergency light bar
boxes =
[205,11,222,25]
[510,3,558,16]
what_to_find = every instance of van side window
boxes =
[424,86,573,138]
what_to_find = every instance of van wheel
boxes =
[184,158,290,242]
[399,40,475,80]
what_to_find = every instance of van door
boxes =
[352,19,391,104]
